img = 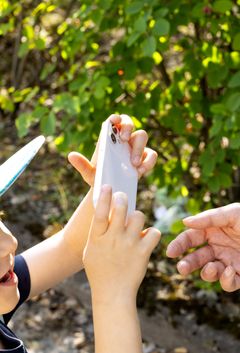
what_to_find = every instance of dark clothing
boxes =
[0,255,31,352]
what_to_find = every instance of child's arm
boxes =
[84,186,161,353]
[21,189,93,298]
[21,114,158,299]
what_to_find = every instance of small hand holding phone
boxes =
[93,119,138,215]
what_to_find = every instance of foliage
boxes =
[1,0,240,208]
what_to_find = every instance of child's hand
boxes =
[68,114,157,186]
[166,203,240,292]
[83,185,161,301]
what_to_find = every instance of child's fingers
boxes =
[109,192,128,233]
[126,211,146,238]
[108,114,134,141]
[68,152,95,186]
[176,245,215,276]
[200,261,225,282]
[220,266,240,292]
[119,114,134,141]
[129,130,148,167]
[140,227,161,255]
[137,148,158,176]
[90,185,112,238]
[166,229,206,258]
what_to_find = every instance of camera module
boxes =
[111,133,117,144]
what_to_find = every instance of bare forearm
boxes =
[22,189,94,298]
[62,188,94,264]
[92,296,143,353]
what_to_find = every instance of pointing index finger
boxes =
[183,203,240,229]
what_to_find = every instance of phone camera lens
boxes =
[111,133,117,144]
[112,126,118,134]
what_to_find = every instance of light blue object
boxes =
[0,136,45,197]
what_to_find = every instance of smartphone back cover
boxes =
[93,120,138,214]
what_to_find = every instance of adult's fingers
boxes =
[166,229,206,258]
[129,130,148,167]
[183,203,240,229]
[90,185,112,238]
[220,266,240,292]
[68,152,96,186]
[137,148,158,176]
[176,245,215,276]
[200,261,225,282]
[109,192,128,233]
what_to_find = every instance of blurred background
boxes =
[1,0,240,352]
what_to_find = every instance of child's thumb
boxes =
[68,152,95,186]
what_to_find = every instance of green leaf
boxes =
[18,42,29,58]
[210,103,226,114]
[35,37,46,50]
[192,4,204,18]
[126,2,144,15]
[154,8,169,18]
[209,119,223,137]
[208,177,220,193]
[228,71,240,88]
[218,173,232,188]
[213,0,233,13]
[207,63,228,88]
[202,158,216,176]
[152,18,170,36]
[15,113,32,138]
[141,36,156,57]
[171,219,185,234]
[230,135,240,149]
[127,32,141,47]
[133,17,147,33]
[233,33,240,51]
[226,93,240,112]
[40,111,56,136]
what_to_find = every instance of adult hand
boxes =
[167,203,240,292]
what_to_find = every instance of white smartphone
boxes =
[93,119,138,215]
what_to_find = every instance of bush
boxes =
[1,0,240,208]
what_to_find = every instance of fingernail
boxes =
[101,184,111,194]
[132,156,141,165]
[225,266,234,277]
[183,216,194,223]
[113,192,127,206]
[177,260,190,275]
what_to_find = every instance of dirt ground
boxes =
[2,134,240,353]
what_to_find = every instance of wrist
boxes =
[91,288,137,308]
